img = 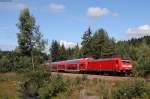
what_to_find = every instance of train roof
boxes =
[51,58,93,64]
[65,59,81,64]
[50,57,132,65]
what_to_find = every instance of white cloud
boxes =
[59,40,77,48]
[0,45,16,51]
[48,3,65,12]
[87,7,118,17]
[126,24,150,36]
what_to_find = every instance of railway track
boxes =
[51,72,134,82]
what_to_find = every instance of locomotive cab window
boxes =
[122,60,131,64]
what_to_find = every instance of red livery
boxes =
[46,57,132,75]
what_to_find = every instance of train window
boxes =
[122,60,131,64]
[80,63,84,66]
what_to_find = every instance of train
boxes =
[45,57,133,75]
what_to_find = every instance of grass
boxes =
[52,76,150,99]
[0,72,21,99]
[0,72,149,99]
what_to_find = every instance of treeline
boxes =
[50,28,116,62]
[116,36,150,76]
[50,40,81,62]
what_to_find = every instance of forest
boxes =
[0,8,150,99]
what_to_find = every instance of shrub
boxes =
[74,77,81,85]
[17,68,51,98]
[38,74,67,98]
[82,74,88,81]
[113,79,149,99]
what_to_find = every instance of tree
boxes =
[33,25,47,52]
[135,41,150,76]
[59,44,67,60]
[50,40,60,62]
[102,38,116,57]
[92,28,115,59]
[73,44,81,58]
[17,8,47,70]
[81,27,92,58]
[17,8,35,56]
[50,40,80,61]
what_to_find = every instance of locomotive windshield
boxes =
[122,60,131,64]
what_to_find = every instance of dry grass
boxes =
[0,72,20,99]
[53,74,150,99]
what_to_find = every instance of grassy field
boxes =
[0,72,149,99]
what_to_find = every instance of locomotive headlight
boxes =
[127,65,132,67]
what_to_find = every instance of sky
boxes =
[0,0,150,51]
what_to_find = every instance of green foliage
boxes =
[0,51,26,72]
[113,79,150,99]
[82,74,88,81]
[17,8,47,70]
[17,8,35,55]
[48,75,67,97]
[117,38,150,77]
[50,40,61,62]
[17,8,47,56]
[50,40,81,62]
[17,68,51,98]
[81,27,93,58]
[80,28,117,59]
[0,50,48,72]
[74,76,81,85]
[91,28,115,58]
[38,74,67,98]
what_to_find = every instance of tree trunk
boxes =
[31,51,35,71]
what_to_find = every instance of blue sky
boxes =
[0,0,150,50]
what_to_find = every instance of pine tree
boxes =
[92,28,115,59]
[81,27,92,58]
[59,44,67,60]
[50,40,60,62]
[102,38,116,57]
[73,44,81,58]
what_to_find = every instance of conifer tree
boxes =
[50,40,60,62]
[81,27,92,58]
[92,28,115,58]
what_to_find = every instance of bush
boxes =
[74,77,81,85]
[82,74,88,81]
[17,68,51,98]
[113,79,149,99]
[0,50,48,73]
[38,74,67,98]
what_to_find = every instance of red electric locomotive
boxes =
[46,57,133,75]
